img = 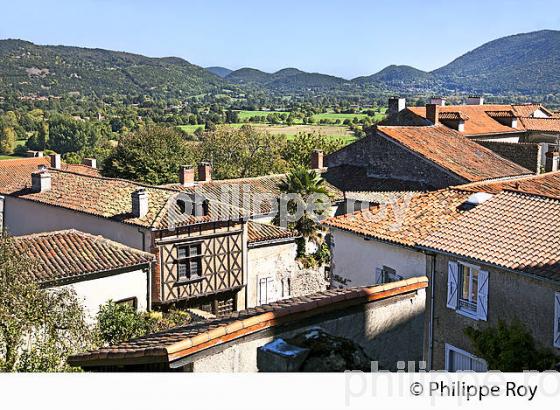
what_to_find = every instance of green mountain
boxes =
[353,65,429,84]
[205,66,233,78]
[0,39,229,98]
[432,30,560,94]
[226,67,349,91]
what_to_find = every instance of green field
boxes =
[236,110,290,121]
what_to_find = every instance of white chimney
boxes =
[466,96,484,105]
[49,153,61,169]
[31,166,51,193]
[82,158,97,169]
[430,97,446,106]
[131,188,149,218]
[388,97,406,115]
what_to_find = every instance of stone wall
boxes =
[475,140,541,173]
[326,133,464,189]
[187,288,426,372]
[425,253,560,370]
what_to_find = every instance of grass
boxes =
[236,110,290,121]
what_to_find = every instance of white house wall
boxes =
[56,267,149,321]
[4,197,146,250]
[330,228,426,287]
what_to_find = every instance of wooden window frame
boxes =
[176,242,203,284]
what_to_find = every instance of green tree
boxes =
[282,132,344,170]
[465,320,559,371]
[199,125,287,179]
[48,114,107,154]
[0,236,93,372]
[103,125,195,184]
[0,122,17,155]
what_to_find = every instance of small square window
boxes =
[177,243,203,282]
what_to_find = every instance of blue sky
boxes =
[2,0,559,79]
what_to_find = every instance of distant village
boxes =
[2,96,560,372]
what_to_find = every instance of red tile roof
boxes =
[7,169,248,229]
[322,189,472,247]
[419,191,560,281]
[0,157,50,192]
[68,276,428,368]
[518,117,560,132]
[377,125,531,182]
[13,230,154,285]
[247,221,298,245]
[457,172,560,199]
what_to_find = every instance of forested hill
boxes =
[432,30,560,94]
[0,39,229,98]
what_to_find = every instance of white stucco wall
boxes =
[4,197,146,250]
[330,228,426,287]
[56,268,149,321]
[247,242,298,307]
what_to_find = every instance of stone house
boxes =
[67,277,428,372]
[326,124,531,192]
[383,97,560,172]
[418,191,560,371]
[12,229,154,320]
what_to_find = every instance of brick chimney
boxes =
[49,153,61,169]
[131,188,149,218]
[31,166,51,193]
[198,162,212,183]
[311,149,324,170]
[82,158,97,169]
[179,165,195,186]
[466,96,484,105]
[388,97,406,116]
[426,103,440,125]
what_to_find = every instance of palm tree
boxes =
[276,167,331,255]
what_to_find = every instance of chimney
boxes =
[430,97,446,106]
[198,162,212,183]
[545,151,560,172]
[49,153,61,169]
[311,149,324,170]
[426,103,440,125]
[31,166,51,193]
[466,96,484,105]
[82,158,97,169]
[131,188,149,218]
[388,97,406,116]
[179,165,195,186]
[511,117,518,129]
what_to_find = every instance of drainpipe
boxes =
[427,253,436,370]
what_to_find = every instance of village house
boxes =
[382,97,560,172]
[418,191,560,371]
[67,277,428,372]
[12,229,154,320]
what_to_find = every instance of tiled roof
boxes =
[247,221,298,245]
[511,103,549,118]
[419,191,560,281]
[68,277,428,368]
[457,172,560,199]
[8,169,248,229]
[344,190,424,204]
[61,163,101,177]
[439,111,469,121]
[167,172,343,217]
[485,110,516,119]
[408,105,524,135]
[518,117,560,132]
[322,189,473,247]
[377,125,531,182]
[13,230,154,285]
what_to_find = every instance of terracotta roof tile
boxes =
[247,221,298,245]
[419,191,560,281]
[518,117,560,132]
[377,125,531,182]
[67,276,428,367]
[457,172,560,199]
[13,230,154,285]
[322,189,472,247]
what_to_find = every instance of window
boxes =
[176,243,202,282]
[445,344,487,372]
[259,277,274,305]
[447,261,488,321]
[115,297,138,311]
[374,266,403,284]
[458,263,479,313]
[281,278,291,298]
